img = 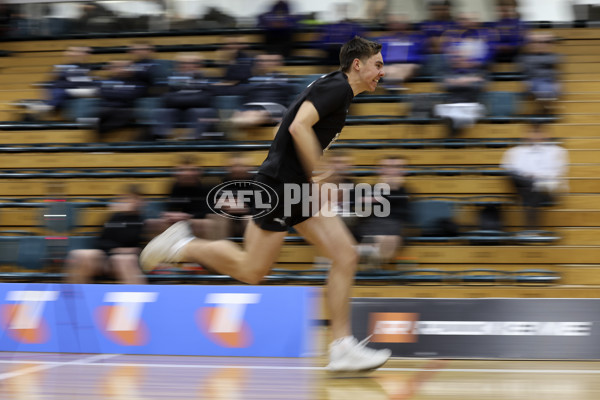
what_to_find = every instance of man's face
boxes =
[381,158,406,177]
[358,53,385,92]
[176,165,200,185]
[130,45,152,60]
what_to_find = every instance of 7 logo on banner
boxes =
[96,292,158,346]
[0,290,59,344]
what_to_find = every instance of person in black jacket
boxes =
[146,155,228,240]
[153,53,217,140]
[47,46,98,115]
[128,41,169,97]
[96,60,145,138]
[22,46,99,121]
[230,53,296,131]
[65,185,147,284]
[356,155,411,267]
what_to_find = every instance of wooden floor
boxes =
[0,350,599,399]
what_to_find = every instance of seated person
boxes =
[65,185,147,284]
[434,51,487,136]
[257,0,297,58]
[490,0,526,63]
[24,46,99,120]
[441,12,496,70]
[501,123,568,233]
[128,41,170,97]
[96,60,145,138]
[519,33,561,115]
[316,3,364,65]
[420,0,456,55]
[376,14,426,90]
[212,35,254,96]
[146,155,227,240]
[231,53,296,129]
[218,153,256,237]
[355,155,411,268]
[153,53,217,140]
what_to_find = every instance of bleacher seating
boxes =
[0,25,599,293]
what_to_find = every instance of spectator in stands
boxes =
[128,41,169,97]
[213,35,254,96]
[152,53,217,140]
[501,123,568,233]
[376,14,425,90]
[219,153,255,237]
[257,0,297,58]
[96,60,145,138]
[230,53,296,131]
[434,51,487,136]
[361,0,389,25]
[317,3,364,65]
[491,0,526,63]
[25,46,99,121]
[147,155,227,240]
[65,184,147,284]
[420,1,455,54]
[441,12,496,71]
[519,33,561,115]
[355,155,411,268]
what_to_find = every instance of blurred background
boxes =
[0,0,591,288]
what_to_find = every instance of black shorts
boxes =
[251,174,317,232]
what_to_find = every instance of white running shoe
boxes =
[140,221,195,272]
[327,336,391,372]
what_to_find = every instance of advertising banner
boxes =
[0,283,316,357]
[352,298,600,359]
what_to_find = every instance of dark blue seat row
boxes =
[0,136,560,153]
[0,266,559,285]
[0,165,512,179]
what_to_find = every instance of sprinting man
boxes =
[140,36,390,372]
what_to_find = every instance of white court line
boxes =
[0,358,598,374]
[0,353,119,381]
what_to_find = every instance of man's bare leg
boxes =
[294,213,391,371]
[178,220,287,284]
[140,215,390,371]
[294,214,358,340]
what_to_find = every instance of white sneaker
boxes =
[140,221,195,272]
[327,336,391,372]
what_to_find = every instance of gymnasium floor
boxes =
[0,352,599,399]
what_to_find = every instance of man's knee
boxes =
[330,245,359,269]
[240,266,270,285]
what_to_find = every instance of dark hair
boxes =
[339,36,382,73]
[529,122,549,136]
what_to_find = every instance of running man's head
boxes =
[340,36,385,94]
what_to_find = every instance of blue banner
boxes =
[0,283,316,357]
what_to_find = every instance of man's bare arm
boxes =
[289,101,325,181]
